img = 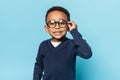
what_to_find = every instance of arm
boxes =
[68,21,92,59]
[33,44,44,80]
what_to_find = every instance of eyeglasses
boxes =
[47,19,68,28]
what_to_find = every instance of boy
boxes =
[33,6,92,80]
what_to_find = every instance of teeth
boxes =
[54,31,62,35]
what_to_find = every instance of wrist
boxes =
[70,28,82,38]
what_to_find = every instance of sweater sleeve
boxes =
[70,28,92,59]
[33,43,44,80]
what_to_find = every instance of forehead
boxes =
[46,11,68,21]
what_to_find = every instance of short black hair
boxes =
[45,6,70,23]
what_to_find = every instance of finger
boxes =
[67,21,74,28]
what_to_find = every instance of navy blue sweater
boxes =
[33,29,92,80]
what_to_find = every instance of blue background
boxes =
[0,0,120,80]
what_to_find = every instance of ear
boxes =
[44,25,49,33]
[67,26,70,32]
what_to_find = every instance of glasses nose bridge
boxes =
[55,22,60,28]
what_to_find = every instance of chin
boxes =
[52,36,65,41]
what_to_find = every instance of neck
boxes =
[51,37,65,42]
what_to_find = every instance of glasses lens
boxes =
[59,20,67,27]
[47,20,55,28]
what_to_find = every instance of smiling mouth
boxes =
[53,31,62,35]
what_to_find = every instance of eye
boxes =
[48,20,55,25]
[59,20,66,25]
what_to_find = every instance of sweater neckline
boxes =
[47,37,68,52]
[51,41,62,47]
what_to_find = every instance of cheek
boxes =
[61,28,67,34]
[47,29,54,33]
[60,27,68,33]
[63,27,68,31]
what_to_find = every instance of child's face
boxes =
[45,11,68,42]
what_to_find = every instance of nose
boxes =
[55,23,60,29]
